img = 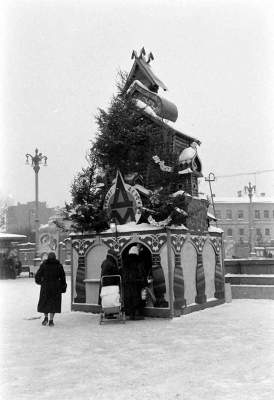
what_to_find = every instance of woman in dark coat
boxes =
[35,252,67,326]
[123,246,147,320]
[98,249,120,305]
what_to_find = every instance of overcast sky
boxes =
[1,0,274,208]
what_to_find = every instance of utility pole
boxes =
[25,148,48,266]
[244,182,256,257]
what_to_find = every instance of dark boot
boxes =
[42,317,48,326]
[48,320,54,327]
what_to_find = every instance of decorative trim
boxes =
[214,252,225,299]
[141,234,166,253]
[74,255,86,303]
[195,252,206,304]
[171,234,187,253]
[192,235,207,253]
[72,239,94,256]
[151,253,168,307]
[209,237,222,254]
[173,254,186,308]
[101,236,129,253]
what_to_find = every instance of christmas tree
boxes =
[65,50,208,233]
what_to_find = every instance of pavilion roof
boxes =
[0,233,27,241]
[124,48,168,93]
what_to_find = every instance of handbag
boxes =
[145,286,156,304]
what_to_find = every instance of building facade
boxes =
[6,201,55,234]
[214,193,274,258]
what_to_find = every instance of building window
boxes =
[254,210,260,219]
[215,210,221,219]
[227,228,233,237]
[239,228,244,236]
[226,209,232,219]
[238,210,244,219]
[256,228,261,236]
[264,210,269,218]
[265,228,270,236]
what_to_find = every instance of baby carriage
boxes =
[99,274,125,324]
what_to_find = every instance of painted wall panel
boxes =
[160,243,174,303]
[181,242,197,305]
[203,242,216,299]
[86,245,108,303]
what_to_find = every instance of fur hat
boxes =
[128,246,139,255]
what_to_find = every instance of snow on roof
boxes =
[0,233,27,240]
[134,100,201,145]
[170,190,186,197]
[131,56,168,91]
[103,222,163,233]
[207,212,217,221]
[17,242,35,246]
[70,221,191,236]
[178,167,193,175]
[169,224,188,230]
[197,193,208,201]
[134,184,152,196]
[135,99,158,118]
[214,196,274,204]
[208,226,223,234]
[126,79,148,94]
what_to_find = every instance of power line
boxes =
[215,169,274,179]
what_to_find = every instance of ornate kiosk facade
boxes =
[71,223,224,317]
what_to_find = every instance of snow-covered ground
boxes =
[1,275,274,400]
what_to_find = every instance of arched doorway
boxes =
[121,243,152,277]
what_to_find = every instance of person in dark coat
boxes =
[98,249,120,305]
[123,246,147,320]
[35,252,67,326]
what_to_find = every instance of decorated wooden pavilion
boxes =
[70,49,225,317]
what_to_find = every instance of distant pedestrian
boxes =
[14,257,22,276]
[35,252,67,326]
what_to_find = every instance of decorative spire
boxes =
[131,48,154,64]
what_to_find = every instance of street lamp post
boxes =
[244,182,256,257]
[25,148,47,265]
[205,172,217,226]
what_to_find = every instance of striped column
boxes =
[151,253,168,307]
[74,255,86,303]
[174,254,186,308]
[195,252,206,304]
[214,252,225,299]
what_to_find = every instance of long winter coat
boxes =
[98,255,120,305]
[101,255,120,284]
[122,254,147,316]
[35,259,66,314]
